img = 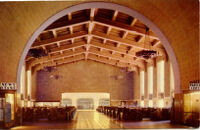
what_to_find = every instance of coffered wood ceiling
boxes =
[26,8,166,71]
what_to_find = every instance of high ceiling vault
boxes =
[26,8,167,71]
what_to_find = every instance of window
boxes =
[157,60,165,108]
[140,70,144,97]
[157,60,164,93]
[140,70,144,107]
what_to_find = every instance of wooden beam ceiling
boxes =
[32,31,87,48]
[94,17,158,40]
[26,8,167,71]
[91,31,165,56]
[28,49,85,67]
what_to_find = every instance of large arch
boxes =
[16,2,181,94]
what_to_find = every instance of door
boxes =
[77,98,94,110]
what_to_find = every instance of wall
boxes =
[0,0,198,93]
[133,57,174,108]
[133,68,140,100]
[31,67,37,100]
[184,92,200,114]
[36,60,133,101]
[61,92,110,109]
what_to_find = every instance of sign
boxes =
[189,80,200,90]
[0,82,17,90]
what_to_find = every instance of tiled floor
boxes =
[11,111,190,129]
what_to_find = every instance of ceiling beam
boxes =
[90,41,132,57]
[116,42,121,47]
[52,30,57,38]
[88,55,125,68]
[28,47,144,69]
[99,48,103,52]
[153,40,161,47]
[56,42,60,48]
[103,39,107,44]
[122,31,128,39]
[137,35,145,43]
[91,31,165,56]
[85,44,91,60]
[69,26,73,34]
[43,18,89,33]
[130,18,137,26]
[88,54,137,69]
[55,55,84,65]
[35,55,85,71]
[36,37,41,42]
[89,48,144,67]
[28,49,86,67]
[41,45,47,52]
[94,17,158,40]
[28,33,164,64]
[90,41,135,58]
[90,8,97,21]
[48,41,86,54]
[106,26,112,35]
[68,13,72,20]
[87,35,92,44]
[112,10,118,21]
[25,56,34,62]
[43,17,156,41]
[31,31,87,48]
[88,22,94,34]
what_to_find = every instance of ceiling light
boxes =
[136,27,157,59]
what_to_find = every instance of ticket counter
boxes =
[0,83,17,129]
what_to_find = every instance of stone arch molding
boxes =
[17,2,181,94]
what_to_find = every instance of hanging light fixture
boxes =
[27,38,63,79]
[27,48,48,58]
[136,27,157,59]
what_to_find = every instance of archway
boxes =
[16,2,181,96]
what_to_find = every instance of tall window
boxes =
[148,66,153,107]
[170,62,174,97]
[27,70,32,98]
[20,65,25,96]
[27,70,32,107]
[157,60,165,93]
[157,60,165,108]
[140,70,144,107]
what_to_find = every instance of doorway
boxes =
[77,98,94,110]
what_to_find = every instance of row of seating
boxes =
[22,106,76,122]
[96,106,170,121]
[97,106,142,121]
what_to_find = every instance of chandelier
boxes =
[27,47,62,80]
[136,27,157,59]
[43,63,63,80]
[27,48,48,58]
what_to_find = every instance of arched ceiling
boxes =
[26,8,167,71]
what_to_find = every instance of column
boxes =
[144,65,148,107]
[20,64,26,107]
[164,59,171,108]
[153,58,157,107]
[27,69,32,107]
[148,65,153,107]
[140,69,144,107]
[133,67,140,107]
[170,62,175,98]
[157,58,165,108]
